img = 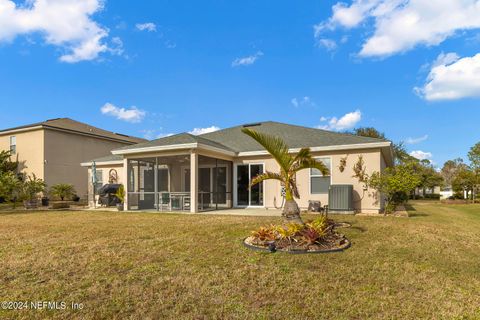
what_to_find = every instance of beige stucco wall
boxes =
[0,129,45,180]
[44,129,135,198]
[90,147,388,213]
[235,148,385,213]
[1,127,136,199]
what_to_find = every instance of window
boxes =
[9,136,16,155]
[94,170,103,191]
[310,157,331,194]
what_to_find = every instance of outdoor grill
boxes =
[97,184,121,207]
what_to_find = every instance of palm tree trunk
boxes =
[283,199,303,224]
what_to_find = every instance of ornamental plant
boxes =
[20,174,46,201]
[242,128,329,224]
[50,184,76,201]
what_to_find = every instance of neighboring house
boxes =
[82,121,394,213]
[0,118,145,198]
[439,187,454,200]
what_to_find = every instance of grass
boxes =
[0,202,479,319]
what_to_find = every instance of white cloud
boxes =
[316,0,480,57]
[189,126,220,135]
[405,134,428,144]
[410,150,433,161]
[232,51,263,67]
[415,53,480,101]
[318,110,362,131]
[317,38,337,51]
[432,52,460,68]
[136,22,156,32]
[101,103,146,123]
[141,129,174,140]
[0,0,115,63]
[291,96,314,108]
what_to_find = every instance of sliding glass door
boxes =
[236,164,264,207]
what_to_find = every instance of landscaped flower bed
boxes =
[244,216,350,253]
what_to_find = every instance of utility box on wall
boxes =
[328,184,354,214]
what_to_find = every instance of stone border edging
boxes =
[242,237,351,254]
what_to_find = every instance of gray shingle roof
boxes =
[0,118,146,144]
[88,154,124,163]
[199,121,387,152]
[114,121,388,154]
[114,133,234,152]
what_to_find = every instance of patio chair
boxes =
[183,196,190,211]
[158,192,171,211]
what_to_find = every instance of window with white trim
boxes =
[9,136,16,155]
[310,157,331,194]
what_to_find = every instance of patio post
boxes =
[123,158,128,210]
[190,151,198,213]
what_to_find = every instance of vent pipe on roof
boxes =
[242,123,262,128]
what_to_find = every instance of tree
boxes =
[441,158,466,186]
[0,150,18,174]
[468,142,480,172]
[0,171,21,202]
[353,127,386,140]
[352,127,410,164]
[452,167,478,200]
[50,184,76,201]
[415,160,444,195]
[367,162,421,214]
[0,150,21,203]
[242,128,329,224]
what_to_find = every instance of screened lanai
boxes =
[126,154,233,212]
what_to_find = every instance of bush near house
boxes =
[49,184,76,201]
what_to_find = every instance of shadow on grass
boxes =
[0,211,37,216]
[350,225,367,232]
[404,204,429,218]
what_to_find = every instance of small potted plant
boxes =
[115,184,125,211]
[21,174,46,209]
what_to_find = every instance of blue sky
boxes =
[1,1,480,167]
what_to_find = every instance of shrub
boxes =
[275,224,299,241]
[305,216,328,236]
[249,217,339,250]
[301,227,321,245]
[251,226,277,242]
[115,185,125,203]
[424,194,441,200]
[50,184,76,201]
[20,174,46,201]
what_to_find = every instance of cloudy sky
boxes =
[1,0,480,166]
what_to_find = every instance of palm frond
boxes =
[241,128,293,173]
[250,171,284,187]
[292,148,311,163]
[292,157,329,176]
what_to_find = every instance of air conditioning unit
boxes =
[328,185,354,214]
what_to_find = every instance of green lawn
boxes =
[0,202,479,319]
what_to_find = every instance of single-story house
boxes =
[0,118,145,198]
[82,121,394,213]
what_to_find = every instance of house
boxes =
[82,121,394,213]
[0,118,145,198]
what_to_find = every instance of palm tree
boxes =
[242,128,329,224]
[50,184,76,201]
